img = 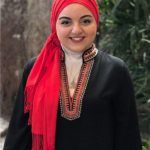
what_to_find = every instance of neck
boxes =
[61,45,83,59]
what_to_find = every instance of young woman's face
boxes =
[56,3,97,53]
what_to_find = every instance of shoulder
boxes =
[96,50,127,70]
[95,50,133,89]
[24,57,37,74]
[22,57,37,82]
[18,57,37,88]
[95,50,131,83]
[98,50,124,65]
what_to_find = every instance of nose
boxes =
[71,23,82,35]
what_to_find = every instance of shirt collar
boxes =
[61,44,98,63]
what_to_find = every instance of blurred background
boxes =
[0,0,150,149]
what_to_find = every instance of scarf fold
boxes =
[24,32,61,149]
[24,0,99,150]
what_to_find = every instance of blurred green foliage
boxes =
[97,0,150,141]
[142,138,150,150]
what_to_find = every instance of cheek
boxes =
[88,25,97,37]
[56,26,69,40]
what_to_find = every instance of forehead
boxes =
[58,3,93,17]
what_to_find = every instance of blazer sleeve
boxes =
[113,63,142,150]
[3,58,36,150]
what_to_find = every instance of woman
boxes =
[4,0,142,150]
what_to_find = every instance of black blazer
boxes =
[3,50,142,150]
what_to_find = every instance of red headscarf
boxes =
[24,0,99,149]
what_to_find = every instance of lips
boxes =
[69,37,85,42]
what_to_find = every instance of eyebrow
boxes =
[58,15,93,20]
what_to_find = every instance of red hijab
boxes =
[24,0,99,149]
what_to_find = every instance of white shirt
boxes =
[62,46,83,97]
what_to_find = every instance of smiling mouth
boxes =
[69,37,85,42]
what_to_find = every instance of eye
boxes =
[81,19,92,25]
[60,20,71,26]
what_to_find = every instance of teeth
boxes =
[71,37,83,41]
